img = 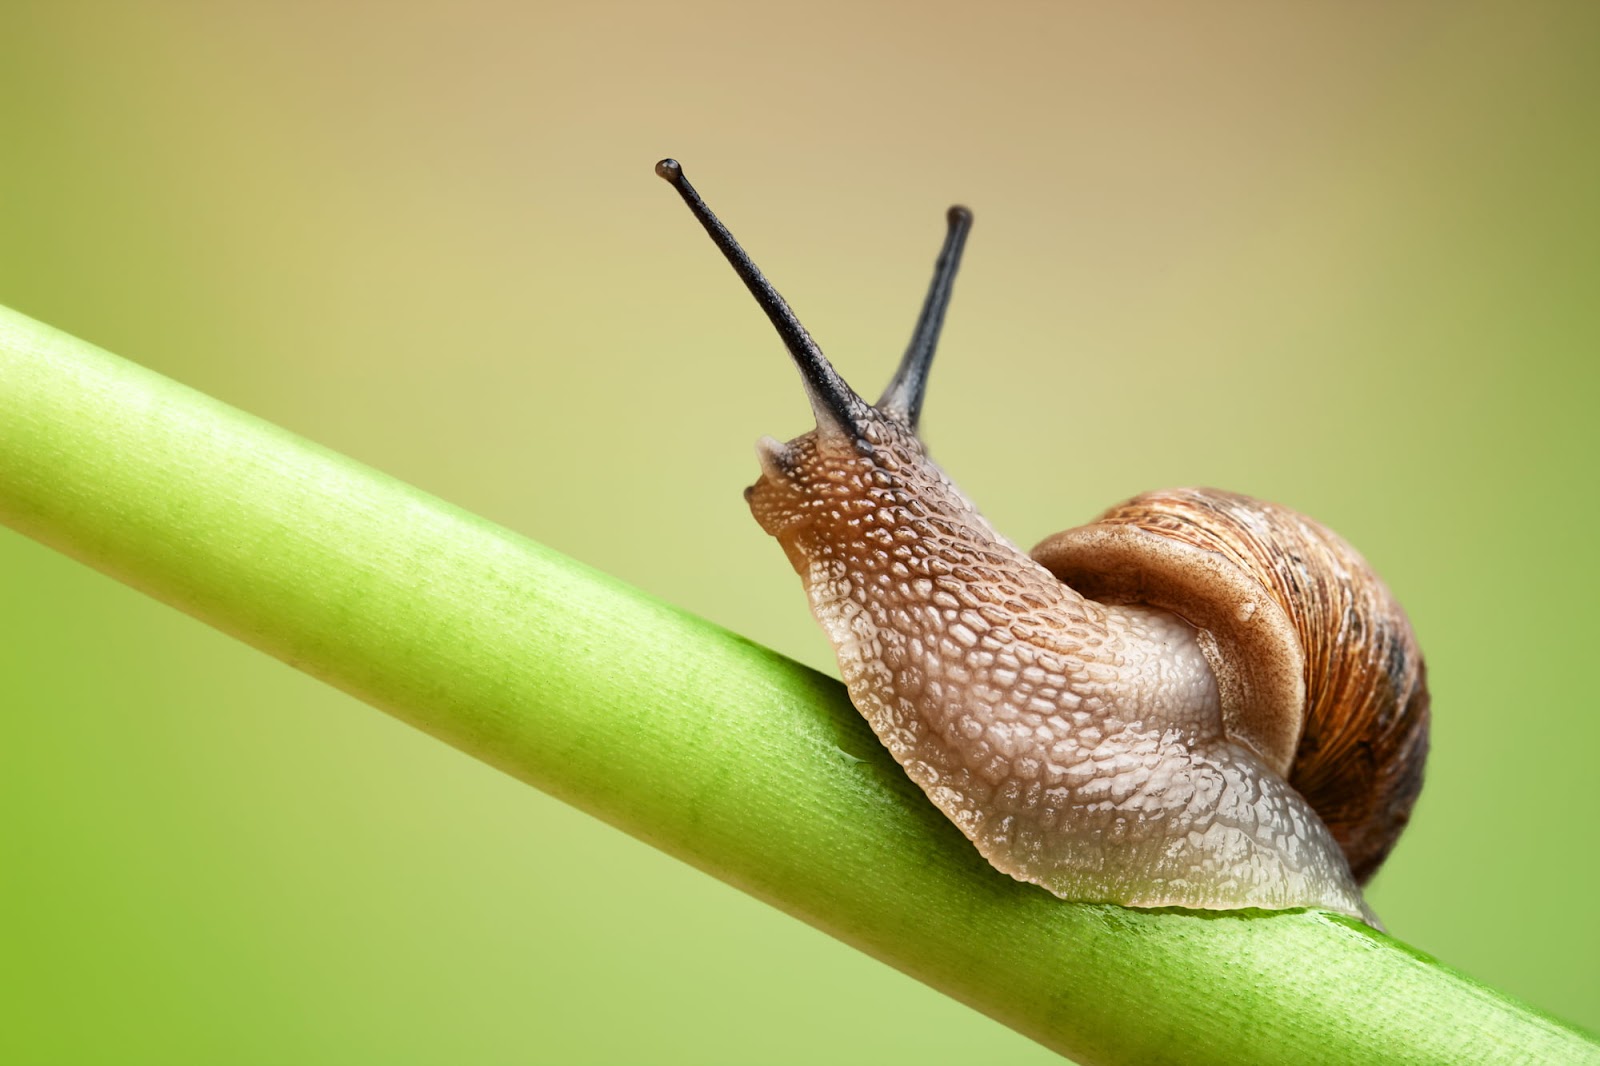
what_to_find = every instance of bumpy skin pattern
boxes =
[748,411,1370,921]
[1068,490,1431,884]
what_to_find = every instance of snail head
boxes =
[654,158,974,566]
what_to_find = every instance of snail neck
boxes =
[745,422,1224,750]
[747,420,1077,618]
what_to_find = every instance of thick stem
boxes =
[0,303,1593,1066]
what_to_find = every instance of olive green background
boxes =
[2,3,1596,1063]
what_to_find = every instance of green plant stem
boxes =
[0,302,1592,1065]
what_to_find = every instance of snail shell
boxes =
[1034,488,1430,884]
[656,159,1429,924]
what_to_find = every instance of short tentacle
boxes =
[878,206,973,430]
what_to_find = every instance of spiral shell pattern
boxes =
[1033,488,1430,883]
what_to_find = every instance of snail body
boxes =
[656,159,1429,924]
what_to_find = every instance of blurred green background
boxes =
[2,2,1597,1062]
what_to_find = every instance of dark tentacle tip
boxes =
[655,158,683,183]
[947,205,973,226]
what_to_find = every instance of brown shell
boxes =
[1031,488,1430,884]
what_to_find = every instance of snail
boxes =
[655,158,1429,925]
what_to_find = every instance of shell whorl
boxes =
[1032,488,1430,883]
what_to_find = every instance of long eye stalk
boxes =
[878,205,973,430]
[655,158,861,434]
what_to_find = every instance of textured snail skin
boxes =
[748,411,1373,923]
